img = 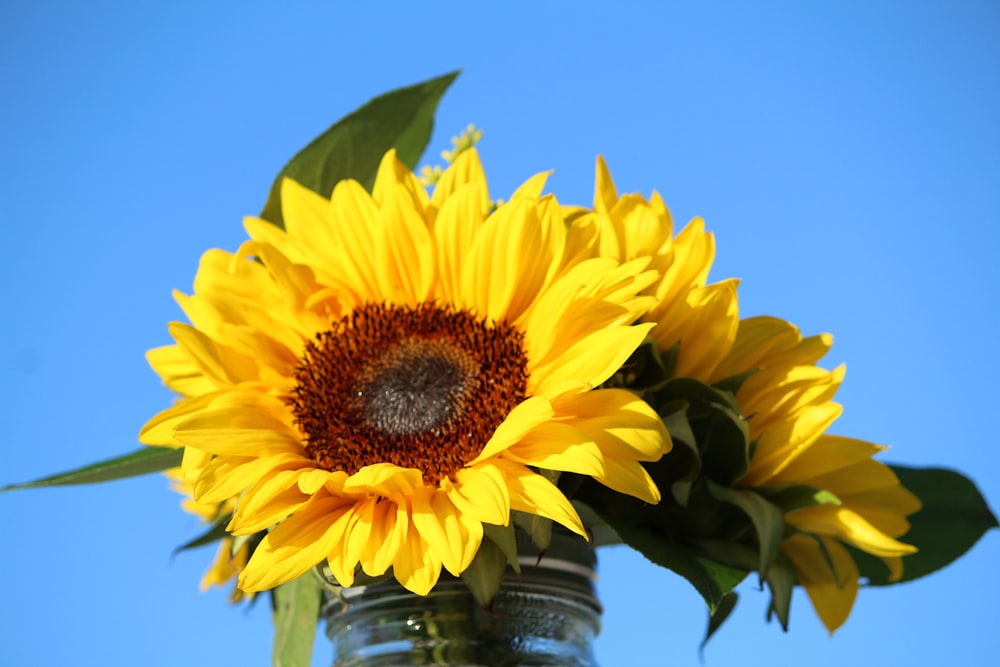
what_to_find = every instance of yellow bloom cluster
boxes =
[147,148,918,633]
[577,156,919,633]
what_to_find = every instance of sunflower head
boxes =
[567,159,920,634]
[141,148,671,597]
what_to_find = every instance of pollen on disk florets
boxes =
[288,302,529,484]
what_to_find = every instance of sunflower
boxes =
[706,317,920,633]
[140,148,671,596]
[577,157,919,633]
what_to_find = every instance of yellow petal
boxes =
[552,388,670,462]
[509,170,551,201]
[504,422,607,478]
[532,323,655,399]
[781,534,859,634]
[173,407,302,457]
[411,487,484,576]
[592,155,618,214]
[392,519,443,595]
[430,148,489,216]
[343,464,424,501]
[227,479,309,535]
[238,494,353,592]
[444,462,511,526]
[785,505,917,558]
[492,459,587,538]
[139,391,228,446]
[469,396,555,464]
[742,402,843,485]
[146,344,216,397]
[769,435,885,483]
[361,500,409,577]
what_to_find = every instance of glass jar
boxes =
[321,529,602,666]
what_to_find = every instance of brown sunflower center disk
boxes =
[289,302,529,484]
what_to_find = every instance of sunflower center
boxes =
[288,302,529,484]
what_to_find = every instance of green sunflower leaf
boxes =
[849,465,998,585]
[272,573,324,667]
[649,378,750,486]
[593,512,747,613]
[1,446,182,492]
[700,591,738,656]
[460,537,509,606]
[260,70,460,227]
[172,513,232,557]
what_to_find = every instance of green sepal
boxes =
[511,509,553,553]
[762,553,796,630]
[695,538,796,631]
[172,512,232,557]
[271,573,323,667]
[649,378,750,486]
[706,482,786,577]
[757,484,841,513]
[608,340,671,393]
[573,500,623,547]
[711,368,758,396]
[700,592,738,656]
[483,522,521,573]
[460,537,509,606]
[2,446,183,492]
[849,465,998,585]
[259,71,460,227]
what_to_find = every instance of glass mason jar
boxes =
[320,529,602,666]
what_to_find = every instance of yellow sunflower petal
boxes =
[469,396,555,464]
[443,463,511,526]
[785,505,917,558]
[146,344,217,397]
[492,459,587,538]
[392,520,443,596]
[238,494,353,592]
[411,487,484,576]
[781,534,859,635]
[531,323,655,399]
[360,500,409,578]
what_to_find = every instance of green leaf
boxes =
[598,515,747,613]
[572,501,622,547]
[707,482,786,577]
[483,522,521,572]
[460,538,509,606]
[512,510,554,553]
[763,555,796,631]
[260,70,460,226]
[172,513,232,557]
[700,592,738,656]
[271,573,323,667]
[2,446,182,492]
[850,465,998,585]
[650,378,751,486]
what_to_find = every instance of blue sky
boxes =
[3,2,998,665]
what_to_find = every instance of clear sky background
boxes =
[3,2,998,666]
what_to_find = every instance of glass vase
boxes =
[320,529,602,666]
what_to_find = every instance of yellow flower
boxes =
[707,317,920,633]
[578,157,919,633]
[140,148,671,596]
[564,157,739,379]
